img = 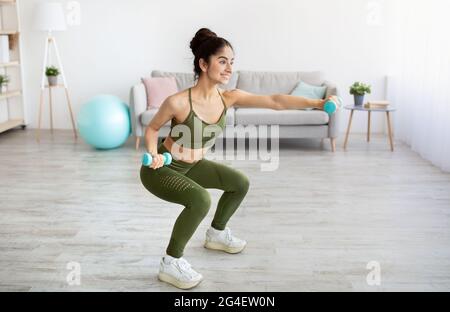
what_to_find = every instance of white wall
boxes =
[20,0,394,133]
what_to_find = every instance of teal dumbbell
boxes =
[142,152,172,167]
[323,96,343,115]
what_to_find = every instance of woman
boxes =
[140,28,341,289]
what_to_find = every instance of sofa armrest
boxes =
[323,80,340,138]
[323,80,338,98]
[328,110,341,138]
[129,83,147,137]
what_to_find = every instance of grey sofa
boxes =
[130,70,340,151]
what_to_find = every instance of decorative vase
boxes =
[354,94,364,106]
[48,76,58,86]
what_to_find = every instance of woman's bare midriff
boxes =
[162,135,208,164]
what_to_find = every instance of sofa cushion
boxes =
[152,70,238,91]
[290,81,327,99]
[141,77,178,109]
[234,108,329,126]
[141,108,170,127]
[141,107,236,127]
[236,71,325,94]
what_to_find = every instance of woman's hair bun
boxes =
[190,28,217,55]
[189,28,232,80]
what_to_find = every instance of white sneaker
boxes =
[158,255,203,289]
[204,227,247,254]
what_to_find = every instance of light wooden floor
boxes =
[1,129,450,292]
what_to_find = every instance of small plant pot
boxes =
[354,95,365,106]
[48,76,58,86]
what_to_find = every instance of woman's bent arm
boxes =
[144,97,178,155]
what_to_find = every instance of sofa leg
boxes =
[330,138,336,152]
[135,136,141,150]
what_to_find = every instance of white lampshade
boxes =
[33,2,67,31]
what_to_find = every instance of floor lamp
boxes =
[33,2,77,141]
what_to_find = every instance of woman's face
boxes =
[201,45,234,84]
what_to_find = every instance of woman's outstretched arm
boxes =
[225,89,325,110]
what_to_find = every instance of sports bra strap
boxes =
[217,89,227,110]
[188,88,193,111]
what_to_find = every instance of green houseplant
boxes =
[45,66,60,86]
[349,82,371,106]
[0,75,9,94]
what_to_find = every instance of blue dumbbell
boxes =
[323,96,343,115]
[142,152,172,167]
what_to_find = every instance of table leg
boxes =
[343,110,354,150]
[386,111,394,151]
[367,111,371,142]
[37,89,44,142]
[64,88,78,139]
[49,87,53,133]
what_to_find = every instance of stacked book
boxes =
[364,100,390,109]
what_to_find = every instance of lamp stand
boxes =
[37,31,77,141]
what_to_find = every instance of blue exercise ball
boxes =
[77,95,131,150]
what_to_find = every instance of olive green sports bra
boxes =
[169,88,227,149]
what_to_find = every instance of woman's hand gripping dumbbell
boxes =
[323,95,343,115]
[142,152,172,169]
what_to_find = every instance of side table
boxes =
[343,105,397,151]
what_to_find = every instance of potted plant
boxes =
[0,74,9,94]
[349,82,371,106]
[45,66,60,86]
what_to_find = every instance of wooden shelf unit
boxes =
[0,118,23,132]
[0,0,26,134]
[0,89,20,100]
[0,60,19,67]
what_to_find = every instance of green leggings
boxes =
[140,143,250,258]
